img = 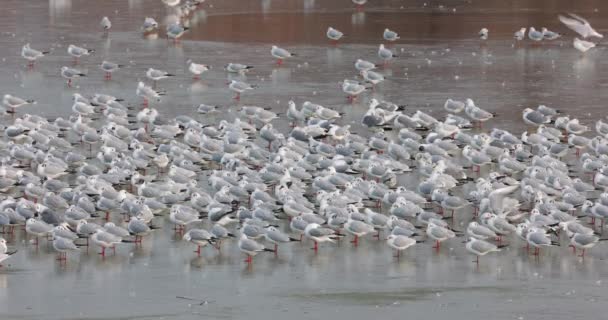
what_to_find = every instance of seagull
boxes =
[238,234,274,264]
[361,70,385,86]
[53,236,79,262]
[569,233,601,258]
[67,44,94,64]
[271,45,296,65]
[426,222,455,251]
[183,229,217,255]
[528,27,543,42]
[386,234,416,258]
[342,79,366,102]
[383,28,400,42]
[100,16,111,32]
[142,17,159,32]
[137,81,165,106]
[479,28,488,40]
[573,37,596,54]
[188,61,211,79]
[61,66,86,87]
[166,23,189,42]
[378,44,396,64]
[352,0,367,9]
[100,61,123,80]
[355,59,376,72]
[21,43,49,68]
[264,226,299,253]
[326,27,344,43]
[514,28,526,41]
[542,28,561,40]
[146,68,175,85]
[464,98,493,128]
[225,63,254,74]
[559,13,603,38]
[0,238,16,267]
[444,98,465,113]
[91,229,122,257]
[2,94,35,114]
[523,108,552,126]
[228,80,256,100]
[304,223,339,251]
[466,238,503,264]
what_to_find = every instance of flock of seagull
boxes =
[1,1,608,270]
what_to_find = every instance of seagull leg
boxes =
[312,240,318,252]
[67,79,72,87]
[351,235,359,246]
[195,245,201,256]
[578,249,586,259]
[99,247,105,257]
[274,244,278,256]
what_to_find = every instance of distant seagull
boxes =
[271,45,296,65]
[224,63,253,74]
[67,44,94,64]
[166,23,189,42]
[146,68,175,86]
[228,80,255,100]
[573,37,596,54]
[100,60,123,80]
[137,81,165,106]
[3,94,35,114]
[444,98,465,113]
[559,13,603,39]
[383,28,400,42]
[361,70,385,86]
[188,61,211,79]
[514,27,526,41]
[352,0,367,7]
[542,28,561,40]
[479,28,488,40]
[162,0,181,7]
[61,66,86,87]
[522,108,552,126]
[142,17,159,32]
[342,79,366,102]
[528,27,543,41]
[355,58,376,72]
[100,16,111,32]
[378,44,396,64]
[21,43,49,68]
[326,27,344,43]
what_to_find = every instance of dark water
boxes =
[0,1,607,319]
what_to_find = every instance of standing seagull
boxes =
[479,28,489,40]
[378,44,396,65]
[146,68,175,87]
[142,17,159,33]
[528,27,544,42]
[21,43,49,68]
[166,23,189,42]
[514,28,526,41]
[67,44,94,64]
[228,80,256,100]
[386,234,416,258]
[3,94,35,114]
[100,16,111,33]
[188,61,211,80]
[100,61,123,80]
[559,13,603,38]
[238,234,274,264]
[136,81,165,106]
[61,66,86,87]
[466,238,503,265]
[271,45,296,65]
